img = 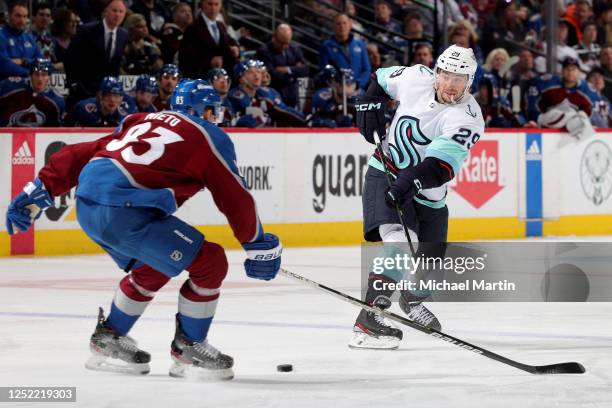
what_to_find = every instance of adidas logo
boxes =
[12,141,34,165]
[526,140,542,160]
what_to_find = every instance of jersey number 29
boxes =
[451,128,480,150]
[106,122,184,165]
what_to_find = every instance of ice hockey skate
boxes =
[349,296,403,350]
[169,317,234,381]
[399,293,442,331]
[85,308,151,375]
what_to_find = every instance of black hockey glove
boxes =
[355,95,387,144]
[385,168,423,208]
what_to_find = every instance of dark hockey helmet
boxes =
[232,59,259,80]
[30,58,53,74]
[171,79,223,120]
[334,68,356,84]
[317,64,338,86]
[160,63,180,78]
[135,74,158,94]
[207,67,229,82]
[100,76,124,95]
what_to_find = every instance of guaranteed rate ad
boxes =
[360,242,612,302]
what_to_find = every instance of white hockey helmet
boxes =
[434,44,478,102]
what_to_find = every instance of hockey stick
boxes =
[373,130,416,256]
[279,267,586,375]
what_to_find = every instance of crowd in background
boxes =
[0,0,611,130]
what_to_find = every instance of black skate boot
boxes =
[399,291,442,331]
[169,316,234,381]
[349,295,404,349]
[85,307,151,375]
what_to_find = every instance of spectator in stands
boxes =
[586,68,610,128]
[481,0,526,56]
[404,12,423,39]
[506,49,538,124]
[536,57,599,139]
[482,48,510,102]
[475,73,520,128]
[535,20,586,74]
[122,13,163,75]
[160,2,192,65]
[401,13,433,66]
[64,0,128,108]
[124,74,158,113]
[0,58,65,126]
[345,1,365,38]
[319,13,371,90]
[227,59,305,128]
[367,43,382,71]
[411,42,434,68]
[370,1,404,66]
[30,3,54,61]
[0,0,43,80]
[574,21,601,71]
[448,20,483,64]
[599,45,612,102]
[310,66,362,128]
[66,76,128,126]
[207,67,232,127]
[256,23,309,109]
[564,0,593,46]
[130,0,170,41]
[392,0,462,42]
[50,8,77,72]
[153,63,179,111]
[179,0,240,78]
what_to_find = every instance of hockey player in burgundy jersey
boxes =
[0,58,65,126]
[5,79,282,380]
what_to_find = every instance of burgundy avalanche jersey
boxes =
[38,111,262,244]
[0,77,65,126]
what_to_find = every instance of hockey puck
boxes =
[277,364,293,372]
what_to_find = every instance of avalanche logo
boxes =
[389,116,431,170]
[9,104,47,127]
[451,140,504,209]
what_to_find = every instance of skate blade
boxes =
[85,355,150,375]
[348,332,399,350]
[169,361,234,381]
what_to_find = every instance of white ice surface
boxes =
[1,244,611,408]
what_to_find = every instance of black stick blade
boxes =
[534,362,586,375]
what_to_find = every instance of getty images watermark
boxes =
[370,250,517,293]
[361,241,612,301]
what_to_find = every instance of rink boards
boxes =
[1,128,612,256]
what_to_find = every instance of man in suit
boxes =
[64,0,128,108]
[256,24,309,108]
[179,0,240,79]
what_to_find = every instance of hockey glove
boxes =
[385,169,423,208]
[6,178,53,235]
[355,95,387,144]
[243,233,282,281]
